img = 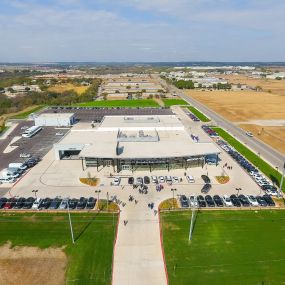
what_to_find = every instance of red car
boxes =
[3,198,17,209]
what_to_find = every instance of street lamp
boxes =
[171,188,177,209]
[67,197,75,244]
[32,190,38,199]
[279,162,285,197]
[95,190,101,210]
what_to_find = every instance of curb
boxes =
[158,209,169,285]
[111,210,120,285]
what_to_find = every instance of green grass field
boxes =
[187,106,210,122]
[162,99,189,107]
[76,99,159,108]
[0,212,118,285]
[161,210,285,285]
[213,127,285,191]
[11,105,46,119]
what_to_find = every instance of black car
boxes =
[77,197,87,209]
[205,195,215,207]
[230,194,241,207]
[256,196,267,207]
[49,198,62,210]
[143,176,150,184]
[201,175,211,183]
[0,197,8,208]
[69,198,78,209]
[13,198,26,209]
[263,195,275,206]
[201,183,212,194]
[128,177,134,184]
[180,195,189,208]
[197,195,206,207]
[213,195,224,207]
[39,198,52,209]
[86,197,96,209]
[238,195,250,207]
[22,197,35,209]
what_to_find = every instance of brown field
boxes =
[0,242,66,285]
[222,74,285,96]
[186,90,285,154]
[239,124,285,155]
[186,90,285,121]
[48,83,88,95]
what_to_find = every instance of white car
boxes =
[189,196,198,207]
[159,176,165,183]
[247,195,259,206]
[20,153,31,158]
[136,177,143,185]
[172,176,179,183]
[246,131,253,137]
[59,198,69,209]
[166,176,172,184]
[113,177,121,186]
[0,177,16,183]
[222,195,233,207]
[31,198,42,210]
[151,176,158,183]
[21,126,29,130]
[266,189,278,196]
[186,175,195,183]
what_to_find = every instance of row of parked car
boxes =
[180,194,276,208]
[187,112,200,122]
[216,139,278,196]
[0,157,40,184]
[0,197,96,210]
[201,125,218,137]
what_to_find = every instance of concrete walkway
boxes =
[112,188,168,285]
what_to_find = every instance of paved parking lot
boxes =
[42,106,173,122]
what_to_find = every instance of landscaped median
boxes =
[187,106,210,122]
[76,99,159,108]
[162,98,189,107]
[212,127,285,191]
[10,105,46,119]
[160,210,285,285]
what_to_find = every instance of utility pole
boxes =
[67,198,75,244]
[171,188,177,209]
[107,192,109,212]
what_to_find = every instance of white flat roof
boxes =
[55,120,220,159]
[37,113,74,119]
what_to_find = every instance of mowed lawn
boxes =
[0,212,118,285]
[161,210,285,285]
[162,99,189,107]
[76,99,159,108]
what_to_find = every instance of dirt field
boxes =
[186,90,285,154]
[48,83,88,95]
[0,242,67,285]
[221,74,285,96]
[239,124,285,155]
[187,90,285,121]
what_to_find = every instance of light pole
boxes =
[171,188,177,209]
[107,192,109,212]
[32,190,38,199]
[67,197,75,244]
[189,195,197,241]
[279,162,285,197]
[95,190,101,210]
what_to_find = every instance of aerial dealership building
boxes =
[53,114,220,172]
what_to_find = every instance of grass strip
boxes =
[187,106,210,122]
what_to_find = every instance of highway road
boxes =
[156,75,285,171]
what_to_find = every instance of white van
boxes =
[186,175,195,183]
[9,163,27,171]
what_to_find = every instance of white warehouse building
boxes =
[35,113,75,127]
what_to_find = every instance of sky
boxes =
[0,0,284,62]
